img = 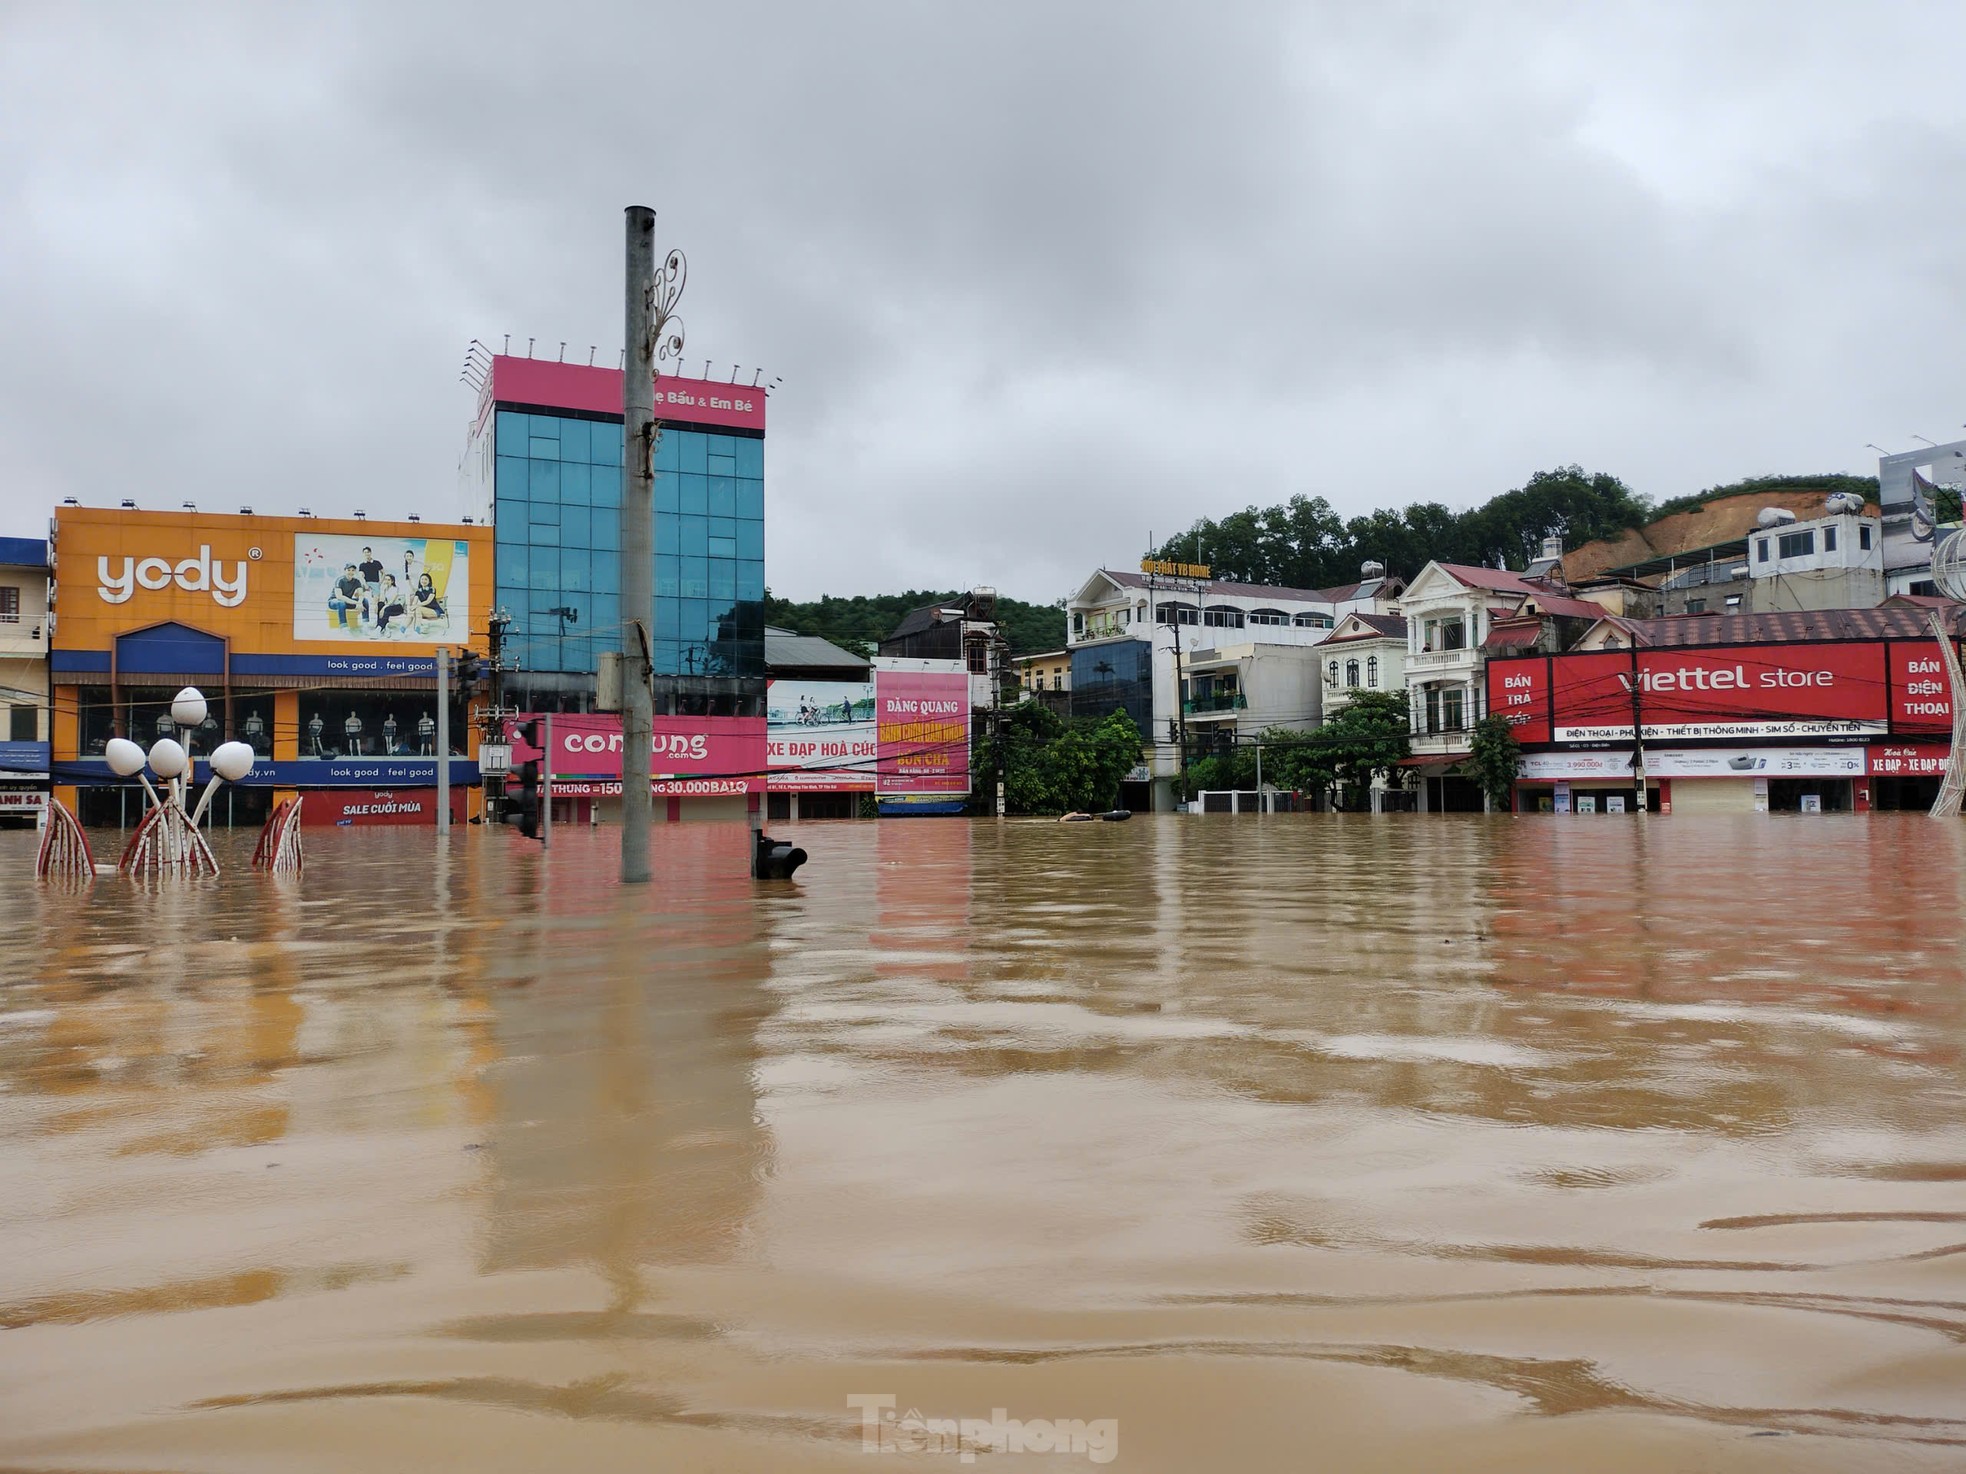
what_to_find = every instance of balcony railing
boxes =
[1183,692,1247,713]
[1408,646,1473,668]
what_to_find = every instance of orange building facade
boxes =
[51,507,490,827]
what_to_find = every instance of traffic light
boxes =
[509,757,541,840]
[752,829,808,880]
[498,718,543,841]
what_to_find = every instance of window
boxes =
[1328,660,1339,685]
[967,643,989,675]
[1423,617,1466,652]
[1293,612,1332,628]
[1860,525,1873,551]
[1724,594,1743,610]
[1823,526,1837,553]
[1202,605,1244,628]
[1346,659,1360,687]
[1247,608,1289,626]
[1777,530,1814,559]
[1685,598,1707,614]
[1052,673,1063,691]
[9,706,34,741]
[1757,540,1770,563]
[0,587,16,623]
[1367,656,1378,687]
[1441,687,1464,731]
[1073,612,1084,635]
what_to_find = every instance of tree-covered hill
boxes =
[764,590,1066,658]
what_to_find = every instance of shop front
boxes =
[1492,632,1955,817]
[50,507,489,827]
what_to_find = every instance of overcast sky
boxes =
[4,3,1964,604]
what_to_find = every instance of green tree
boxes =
[1462,715,1521,813]
[972,707,1142,815]
[1155,465,1652,587]
[1319,690,1412,799]
[762,590,1068,658]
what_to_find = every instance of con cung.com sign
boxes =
[505,712,765,789]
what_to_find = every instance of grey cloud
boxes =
[3,1,1964,605]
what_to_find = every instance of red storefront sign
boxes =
[1889,640,1953,733]
[1868,743,1950,777]
[876,671,970,795]
[1547,644,1889,741]
[304,787,469,826]
[506,712,766,794]
[1485,657,1550,743]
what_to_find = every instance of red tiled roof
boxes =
[1599,603,1966,647]
[1322,613,1407,645]
[1482,621,1541,650]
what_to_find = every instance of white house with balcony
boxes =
[1065,564,1403,809]
[1400,561,1608,811]
[0,536,50,824]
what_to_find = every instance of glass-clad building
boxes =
[471,355,766,714]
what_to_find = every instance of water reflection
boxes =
[0,815,1961,1469]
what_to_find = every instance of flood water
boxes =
[2,814,1964,1471]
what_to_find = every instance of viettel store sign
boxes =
[1491,644,1900,744]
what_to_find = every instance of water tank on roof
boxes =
[1360,560,1385,579]
[1825,492,1866,516]
[1755,507,1798,529]
[969,586,997,619]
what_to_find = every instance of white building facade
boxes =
[1066,565,1402,810]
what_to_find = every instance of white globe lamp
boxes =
[209,741,255,782]
[104,737,147,777]
[170,687,209,730]
[147,738,188,780]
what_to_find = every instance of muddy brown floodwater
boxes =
[1,814,1964,1471]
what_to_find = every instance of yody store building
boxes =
[51,505,490,827]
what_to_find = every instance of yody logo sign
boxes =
[98,546,252,608]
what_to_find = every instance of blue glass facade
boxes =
[492,409,765,683]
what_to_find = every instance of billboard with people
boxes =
[293,533,470,644]
[767,678,877,791]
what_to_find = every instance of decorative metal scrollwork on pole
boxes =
[649,249,686,369]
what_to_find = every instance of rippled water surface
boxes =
[2,814,1964,1471]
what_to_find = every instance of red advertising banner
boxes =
[506,712,766,795]
[302,787,469,826]
[1548,644,1889,741]
[1485,657,1550,743]
[1889,640,1953,734]
[876,671,970,795]
[489,357,767,434]
[1868,742,1950,777]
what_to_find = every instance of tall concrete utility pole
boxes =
[621,206,656,883]
[436,646,450,838]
